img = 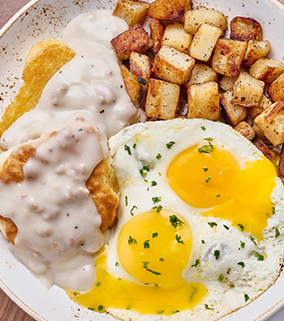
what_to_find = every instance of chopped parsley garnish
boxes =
[130,205,138,215]
[218,275,224,282]
[128,236,137,245]
[216,194,221,197]
[96,282,101,286]
[204,304,214,310]
[240,241,245,248]
[175,234,185,244]
[238,223,245,232]
[198,142,214,154]
[142,261,161,275]
[223,224,229,230]
[248,135,252,141]
[169,215,185,228]
[244,294,250,302]
[152,232,158,238]
[191,259,200,267]
[273,206,276,214]
[276,227,280,238]
[255,252,264,261]
[98,305,104,311]
[144,240,150,249]
[250,237,257,246]
[166,141,176,149]
[151,180,158,186]
[205,176,211,183]
[214,249,220,260]
[115,262,119,266]
[156,153,162,159]
[125,196,128,206]
[124,144,132,155]
[189,287,197,302]
[208,222,217,228]
[152,196,161,204]
[133,143,137,149]
[227,268,231,274]
[204,137,213,141]
[139,165,150,177]
[238,262,245,268]
[88,307,94,311]
[201,126,206,131]
[152,205,163,213]
[160,257,164,262]
[203,166,208,172]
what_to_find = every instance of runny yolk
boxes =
[67,210,207,315]
[167,143,277,240]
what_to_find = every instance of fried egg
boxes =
[68,118,284,321]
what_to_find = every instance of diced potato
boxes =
[184,6,227,34]
[234,121,256,141]
[152,45,195,85]
[242,40,271,68]
[230,71,265,107]
[129,52,152,90]
[120,64,141,107]
[250,122,271,144]
[145,78,180,119]
[187,63,218,86]
[189,23,222,61]
[113,0,150,27]
[248,94,272,119]
[111,24,153,60]
[230,16,262,42]
[278,145,284,177]
[218,75,236,91]
[149,19,165,54]
[187,81,220,120]
[254,101,284,146]
[249,58,284,84]
[212,38,247,77]
[268,73,284,102]
[148,0,186,22]
[253,137,277,162]
[220,89,248,126]
[162,23,192,53]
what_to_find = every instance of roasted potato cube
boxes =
[279,145,284,177]
[184,6,227,35]
[230,71,265,107]
[148,0,186,22]
[149,19,165,54]
[220,89,248,126]
[162,23,192,53]
[268,73,284,102]
[120,64,141,107]
[234,121,256,141]
[113,0,150,27]
[129,52,151,90]
[189,23,222,61]
[242,40,271,69]
[212,38,247,77]
[253,137,277,162]
[248,94,272,119]
[230,17,262,42]
[254,101,284,146]
[145,78,180,119]
[218,75,236,91]
[152,45,195,85]
[111,24,153,60]
[250,122,271,144]
[187,63,218,86]
[187,81,220,120]
[249,58,284,84]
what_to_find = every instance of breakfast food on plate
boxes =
[1,0,284,320]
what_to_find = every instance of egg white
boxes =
[107,118,284,321]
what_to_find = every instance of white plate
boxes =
[1,0,284,320]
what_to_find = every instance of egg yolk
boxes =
[67,210,207,315]
[167,143,277,240]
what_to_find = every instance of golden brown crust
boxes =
[0,216,18,245]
